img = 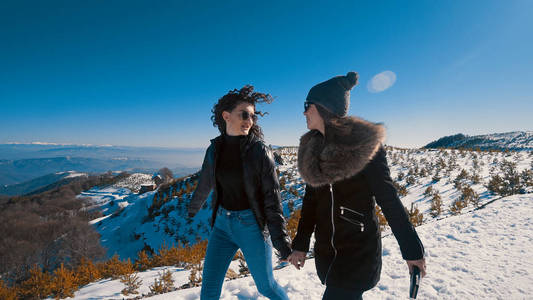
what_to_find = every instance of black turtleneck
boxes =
[216,134,250,211]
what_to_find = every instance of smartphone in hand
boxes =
[409,266,421,299]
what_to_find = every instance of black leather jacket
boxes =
[188,133,292,259]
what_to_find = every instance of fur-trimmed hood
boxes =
[298,116,386,187]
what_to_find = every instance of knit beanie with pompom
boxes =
[306,71,359,117]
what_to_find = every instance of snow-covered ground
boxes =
[70,194,533,299]
[71,147,532,299]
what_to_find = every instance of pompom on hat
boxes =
[306,71,359,117]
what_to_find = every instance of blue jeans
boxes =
[200,207,289,300]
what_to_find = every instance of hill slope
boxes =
[84,146,532,263]
[0,171,87,196]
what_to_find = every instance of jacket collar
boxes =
[211,132,259,154]
[297,116,386,187]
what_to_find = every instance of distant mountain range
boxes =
[423,131,533,151]
[0,143,204,164]
[0,143,204,188]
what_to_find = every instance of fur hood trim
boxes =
[298,116,386,187]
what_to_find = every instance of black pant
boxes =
[322,286,363,300]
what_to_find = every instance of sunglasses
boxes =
[304,102,313,112]
[240,110,256,121]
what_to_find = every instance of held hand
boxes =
[406,258,426,278]
[287,250,306,270]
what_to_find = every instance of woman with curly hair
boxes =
[288,72,426,299]
[188,85,291,300]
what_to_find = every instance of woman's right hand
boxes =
[288,250,307,270]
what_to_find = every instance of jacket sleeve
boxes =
[260,145,292,259]
[291,184,316,252]
[365,146,424,260]
[188,145,214,217]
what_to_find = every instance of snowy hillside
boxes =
[70,194,533,299]
[424,131,533,151]
[70,146,533,299]
[83,147,533,262]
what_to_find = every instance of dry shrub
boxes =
[226,268,239,280]
[50,263,77,299]
[374,205,388,231]
[286,209,301,240]
[407,204,424,226]
[120,272,142,296]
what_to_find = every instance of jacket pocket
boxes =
[339,206,365,232]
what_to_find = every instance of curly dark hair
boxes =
[211,85,273,140]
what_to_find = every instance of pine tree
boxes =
[98,255,134,279]
[500,160,521,195]
[134,250,152,271]
[279,176,286,190]
[429,192,443,218]
[159,269,175,292]
[393,181,408,197]
[0,280,17,300]
[406,175,416,185]
[286,209,301,240]
[423,186,434,197]
[450,198,467,215]
[149,277,165,294]
[153,243,183,267]
[521,169,533,188]
[396,171,405,181]
[487,174,505,195]
[75,257,101,287]
[120,272,143,295]
[407,203,424,226]
[182,241,207,270]
[226,268,239,280]
[432,172,441,182]
[287,199,295,214]
[19,265,53,299]
[374,205,388,231]
[187,268,202,287]
[51,263,77,299]
[238,257,249,276]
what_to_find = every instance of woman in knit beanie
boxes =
[288,72,426,299]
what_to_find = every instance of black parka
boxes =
[188,133,292,259]
[293,117,424,291]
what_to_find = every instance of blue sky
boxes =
[1,0,532,148]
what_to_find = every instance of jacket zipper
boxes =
[324,183,338,285]
[340,206,363,217]
[340,206,365,232]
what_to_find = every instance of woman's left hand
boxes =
[406,258,426,278]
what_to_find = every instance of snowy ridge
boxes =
[424,131,533,151]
